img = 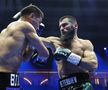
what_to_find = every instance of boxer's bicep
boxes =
[83,49,97,64]
[84,40,97,62]
[39,37,52,46]
[40,36,56,53]
[46,36,61,52]
[81,41,98,71]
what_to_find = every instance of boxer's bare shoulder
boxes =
[78,38,94,51]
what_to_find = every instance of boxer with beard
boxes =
[39,15,98,90]
[60,27,75,48]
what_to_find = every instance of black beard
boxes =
[60,30,75,48]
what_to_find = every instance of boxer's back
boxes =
[0,21,28,72]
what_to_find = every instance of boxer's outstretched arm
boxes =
[39,36,60,53]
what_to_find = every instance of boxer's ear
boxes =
[29,13,35,19]
[72,23,78,30]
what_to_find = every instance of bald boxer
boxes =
[0,4,49,89]
[40,15,98,90]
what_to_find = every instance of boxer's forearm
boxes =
[39,37,55,53]
[22,46,34,61]
[78,55,98,72]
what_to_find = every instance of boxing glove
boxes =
[54,47,81,66]
[30,50,48,66]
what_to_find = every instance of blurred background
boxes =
[0,0,108,90]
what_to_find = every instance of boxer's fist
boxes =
[54,47,81,66]
[54,47,71,61]
[30,50,47,66]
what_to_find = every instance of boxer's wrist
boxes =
[31,55,48,66]
[67,53,81,66]
[36,55,48,62]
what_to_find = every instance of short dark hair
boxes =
[20,4,44,18]
[59,15,77,24]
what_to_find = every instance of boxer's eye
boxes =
[62,23,67,27]
[60,23,68,28]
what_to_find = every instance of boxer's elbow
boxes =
[44,49,49,58]
[91,60,98,71]
[88,60,98,72]
[81,59,98,72]
[38,49,49,59]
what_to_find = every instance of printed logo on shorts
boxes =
[10,74,19,87]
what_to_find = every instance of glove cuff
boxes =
[67,53,81,66]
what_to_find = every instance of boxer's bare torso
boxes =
[0,18,49,72]
[41,36,97,78]
[0,21,32,72]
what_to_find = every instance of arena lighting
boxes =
[104,78,107,87]
[104,47,108,58]
[104,47,107,51]
[40,78,48,85]
[23,77,32,85]
[95,78,100,85]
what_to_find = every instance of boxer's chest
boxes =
[54,38,85,57]
[70,40,84,57]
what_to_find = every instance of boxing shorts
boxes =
[0,72,20,90]
[59,73,93,90]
